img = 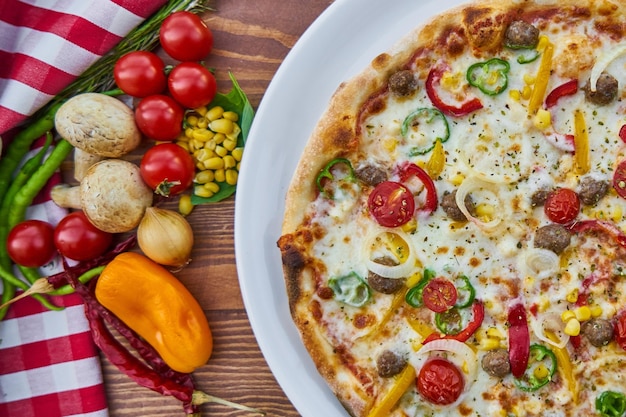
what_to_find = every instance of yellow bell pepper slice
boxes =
[527,42,554,116]
[573,109,590,174]
[366,365,416,417]
[545,331,578,403]
[426,139,446,178]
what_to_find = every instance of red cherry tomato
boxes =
[422,278,458,313]
[168,62,217,109]
[54,211,113,261]
[7,219,57,267]
[140,143,196,196]
[417,357,464,405]
[113,51,166,98]
[613,160,626,199]
[159,11,213,62]
[544,188,580,223]
[135,95,184,141]
[368,181,415,227]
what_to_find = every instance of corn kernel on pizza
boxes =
[277,0,626,416]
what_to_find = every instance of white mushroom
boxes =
[51,159,153,233]
[54,93,141,181]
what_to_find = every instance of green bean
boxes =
[7,139,73,229]
[0,265,63,311]
[0,282,15,320]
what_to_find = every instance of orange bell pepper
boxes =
[95,252,213,373]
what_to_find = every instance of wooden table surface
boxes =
[104,1,333,416]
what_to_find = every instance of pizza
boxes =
[277,0,626,416]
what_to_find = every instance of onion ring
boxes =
[455,176,502,232]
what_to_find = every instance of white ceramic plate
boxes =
[234,0,466,415]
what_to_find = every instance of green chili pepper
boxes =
[401,107,450,156]
[453,275,475,308]
[405,268,436,308]
[435,307,464,335]
[596,391,626,417]
[328,272,371,307]
[315,158,355,199]
[466,58,511,96]
[517,49,540,64]
[514,344,557,392]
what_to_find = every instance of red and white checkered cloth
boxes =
[0,1,167,416]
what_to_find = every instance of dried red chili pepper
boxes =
[508,303,530,378]
[425,63,483,117]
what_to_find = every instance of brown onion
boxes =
[137,206,194,268]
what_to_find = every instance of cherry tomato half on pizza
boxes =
[368,181,415,227]
[417,357,464,405]
[544,188,580,224]
[422,278,458,313]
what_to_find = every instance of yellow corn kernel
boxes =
[612,205,623,222]
[194,185,213,198]
[192,139,205,151]
[486,327,504,339]
[475,203,495,219]
[204,139,217,151]
[232,147,244,162]
[176,141,190,152]
[192,128,213,142]
[574,306,592,321]
[209,118,234,135]
[566,289,579,303]
[197,117,209,129]
[561,310,576,322]
[523,73,536,85]
[195,149,212,163]
[590,305,603,318]
[533,109,552,130]
[450,174,465,186]
[478,338,502,351]
[225,169,238,185]
[196,162,205,170]
[214,169,226,183]
[204,157,225,170]
[564,319,581,336]
[186,115,199,127]
[204,182,220,193]
[521,85,532,100]
[178,194,193,216]
[401,218,417,233]
[509,89,521,101]
[227,124,241,141]
[185,127,195,139]
[236,162,241,171]
[206,106,224,121]
[194,106,208,116]
[223,155,237,169]
[383,138,397,152]
[536,35,550,52]
[533,364,550,380]
[215,145,228,157]
[213,132,226,145]
[195,170,215,184]
[223,138,237,152]
[223,111,239,122]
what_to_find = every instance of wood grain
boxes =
[104,1,334,416]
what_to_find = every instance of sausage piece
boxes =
[530,189,552,207]
[355,164,388,186]
[376,350,407,377]
[503,21,539,49]
[441,190,475,221]
[584,73,619,105]
[581,318,614,347]
[534,224,571,254]
[481,348,511,378]
[388,70,418,97]
[578,177,609,206]
[367,257,406,294]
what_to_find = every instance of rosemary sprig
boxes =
[32,0,212,119]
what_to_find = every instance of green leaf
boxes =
[191,72,254,205]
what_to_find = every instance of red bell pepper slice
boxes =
[508,303,530,378]
[567,219,626,249]
[425,64,483,117]
[398,162,438,214]
[422,300,484,344]
[545,79,578,108]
